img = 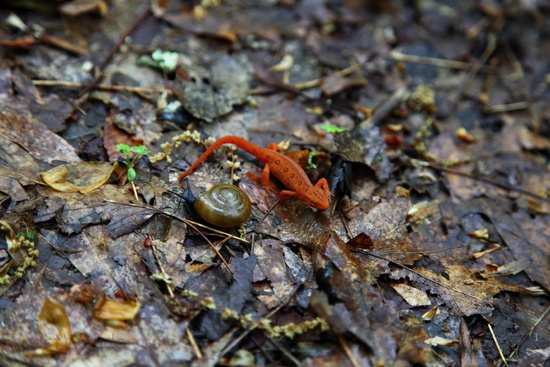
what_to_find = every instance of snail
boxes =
[170,182,251,228]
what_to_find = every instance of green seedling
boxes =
[319,124,346,133]
[116,144,150,182]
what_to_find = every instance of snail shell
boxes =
[194,184,251,227]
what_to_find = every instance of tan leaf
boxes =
[40,162,117,194]
[37,297,71,354]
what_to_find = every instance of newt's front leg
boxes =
[315,178,331,196]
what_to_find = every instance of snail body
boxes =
[195,184,251,227]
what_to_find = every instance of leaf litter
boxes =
[0,1,549,366]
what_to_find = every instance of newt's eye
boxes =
[311,201,316,206]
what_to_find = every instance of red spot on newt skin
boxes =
[178,136,332,210]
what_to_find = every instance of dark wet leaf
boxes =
[174,54,252,122]
[333,126,392,181]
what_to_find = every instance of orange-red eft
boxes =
[177,136,332,210]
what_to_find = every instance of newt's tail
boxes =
[177,136,251,180]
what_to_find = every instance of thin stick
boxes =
[502,43,540,132]
[100,198,250,244]
[182,221,233,275]
[32,80,161,94]
[266,335,301,366]
[507,304,550,361]
[186,327,203,359]
[77,7,151,99]
[293,62,364,90]
[483,101,529,113]
[429,163,550,204]
[150,241,174,298]
[364,251,487,303]
[451,33,496,107]
[360,86,409,128]
[390,50,496,73]
[487,322,509,367]
[220,286,300,356]
[338,335,362,367]
[251,198,280,232]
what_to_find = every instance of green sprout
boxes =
[116,144,150,182]
[319,124,346,133]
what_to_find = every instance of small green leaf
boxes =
[131,146,150,155]
[117,144,131,155]
[307,152,318,169]
[127,167,137,182]
[319,125,346,133]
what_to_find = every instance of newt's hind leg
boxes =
[261,163,271,188]
[267,142,279,151]
[278,190,297,201]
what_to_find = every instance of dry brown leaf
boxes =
[40,162,117,194]
[59,0,108,16]
[391,283,432,307]
[36,297,72,355]
[93,297,141,322]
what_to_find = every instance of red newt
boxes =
[178,136,332,210]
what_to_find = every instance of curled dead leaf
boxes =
[36,297,72,355]
[40,162,118,194]
[93,296,140,322]
[421,306,438,321]
[391,283,432,307]
[424,336,459,347]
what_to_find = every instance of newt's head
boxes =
[307,192,331,210]
[304,178,332,210]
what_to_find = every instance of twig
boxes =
[150,241,174,298]
[77,7,151,100]
[0,34,86,55]
[100,198,250,244]
[390,50,496,73]
[483,101,529,113]
[251,198,280,232]
[220,286,301,356]
[507,304,550,361]
[502,42,540,132]
[360,86,409,128]
[191,229,233,276]
[338,335,362,367]
[364,251,488,303]
[487,322,509,367]
[32,80,162,94]
[429,163,550,204]
[38,33,88,55]
[451,33,496,107]
[265,335,301,366]
[293,62,364,90]
[186,327,203,359]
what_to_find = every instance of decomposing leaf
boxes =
[174,54,252,122]
[333,125,392,181]
[0,104,80,166]
[36,297,72,355]
[93,296,141,322]
[424,335,459,347]
[253,239,295,308]
[40,162,117,194]
[391,283,432,307]
[399,265,533,316]
[99,326,137,343]
[59,0,108,17]
[422,306,438,321]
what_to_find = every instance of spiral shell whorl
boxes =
[194,184,251,227]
